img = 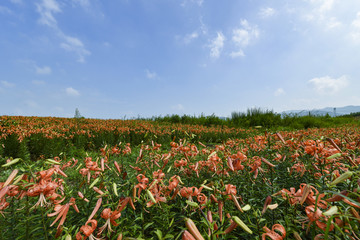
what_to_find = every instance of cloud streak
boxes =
[303,0,341,30]
[274,88,285,96]
[66,87,80,96]
[0,5,13,14]
[351,11,360,43]
[308,75,349,95]
[172,103,184,111]
[36,0,90,62]
[10,0,23,4]
[35,65,52,75]
[259,7,276,18]
[209,32,225,59]
[230,20,259,57]
[183,32,199,44]
[1,81,15,88]
[60,35,91,63]
[146,69,158,79]
[181,0,203,7]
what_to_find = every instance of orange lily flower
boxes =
[48,197,79,229]
[117,196,135,212]
[180,187,202,199]
[0,198,9,217]
[135,174,149,198]
[152,169,165,181]
[276,184,327,208]
[304,205,333,232]
[249,156,262,179]
[224,184,237,198]
[98,208,122,234]
[76,219,100,240]
[197,193,207,205]
[168,175,180,191]
[27,169,64,208]
[262,224,286,240]
[146,188,167,207]
[174,158,188,168]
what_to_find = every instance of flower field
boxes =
[0,116,360,239]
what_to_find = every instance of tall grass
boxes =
[154,108,360,129]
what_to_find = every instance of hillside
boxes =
[281,105,360,117]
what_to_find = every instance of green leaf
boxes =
[30,226,44,234]
[259,218,266,223]
[324,215,336,239]
[326,152,342,160]
[154,229,163,240]
[164,233,174,239]
[325,190,360,207]
[144,222,154,230]
[169,218,174,227]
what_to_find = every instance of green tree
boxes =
[74,108,83,118]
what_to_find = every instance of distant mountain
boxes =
[281,105,360,117]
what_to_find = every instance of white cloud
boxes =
[351,12,360,42]
[318,0,334,13]
[0,6,12,14]
[274,88,285,96]
[232,20,259,47]
[232,28,250,46]
[181,0,203,7]
[183,32,199,44]
[303,0,341,30]
[36,0,91,62]
[326,17,341,29]
[35,66,52,75]
[179,17,206,45]
[36,0,61,28]
[229,50,245,58]
[308,75,349,95]
[66,87,80,96]
[60,35,91,63]
[209,32,225,59]
[199,17,207,35]
[230,20,259,57]
[146,69,157,79]
[172,104,184,111]
[352,12,360,28]
[1,81,15,88]
[259,7,276,18]
[72,0,90,8]
[306,0,335,17]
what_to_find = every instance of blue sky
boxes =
[1,0,360,118]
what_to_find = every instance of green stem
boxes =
[10,198,16,239]
[256,211,261,239]
[41,207,49,240]
[25,196,30,239]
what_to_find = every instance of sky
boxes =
[1,0,360,119]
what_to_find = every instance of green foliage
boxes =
[341,111,360,117]
[1,125,360,239]
[155,107,359,129]
[1,135,30,160]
